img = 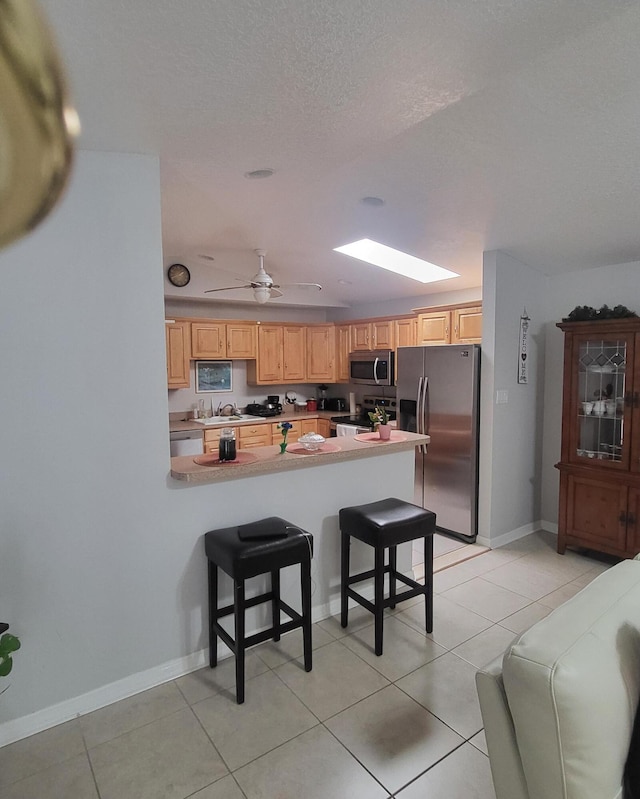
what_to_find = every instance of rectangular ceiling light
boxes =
[333,238,459,283]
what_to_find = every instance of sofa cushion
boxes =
[502,559,640,799]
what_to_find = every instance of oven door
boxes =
[348,350,395,386]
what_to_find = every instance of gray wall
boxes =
[479,251,549,546]
[0,151,416,743]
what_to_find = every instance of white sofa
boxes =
[476,558,640,799]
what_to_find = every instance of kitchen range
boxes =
[330,395,397,436]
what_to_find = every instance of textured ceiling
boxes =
[42,0,640,307]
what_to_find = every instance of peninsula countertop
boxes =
[170,430,428,484]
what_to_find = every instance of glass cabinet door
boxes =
[572,334,630,467]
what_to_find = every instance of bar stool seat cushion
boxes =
[204,517,309,579]
[339,497,436,547]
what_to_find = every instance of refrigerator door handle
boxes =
[421,377,429,454]
[416,377,424,435]
[373,357,379,384]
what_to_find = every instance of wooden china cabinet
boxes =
[556,318,640,557]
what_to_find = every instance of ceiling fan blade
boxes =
[278,282,323,291]
[269,287,284,298]
[204,284,252,293]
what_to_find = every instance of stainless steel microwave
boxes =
[348,350,395,386]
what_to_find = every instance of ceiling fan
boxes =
[204,249,322,304]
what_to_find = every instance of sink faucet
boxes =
[218,402,237,416]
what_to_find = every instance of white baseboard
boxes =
[540,520,558,534]
[0,602,339,748]
[477,520,545,549]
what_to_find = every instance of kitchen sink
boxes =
[192,414,263,426]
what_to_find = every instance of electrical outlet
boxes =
[496,389,509,404]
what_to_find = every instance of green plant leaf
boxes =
[0,633,20,656]
[0,657,12,677]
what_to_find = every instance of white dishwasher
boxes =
[170,429,203,456]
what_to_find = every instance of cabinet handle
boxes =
[619,511,627,525]
[629,513,636,527]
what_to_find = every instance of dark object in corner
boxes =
[624,696,640,798]
[562,304,638,322]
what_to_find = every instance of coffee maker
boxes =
[317,384,329,410]
[266,395,283,413]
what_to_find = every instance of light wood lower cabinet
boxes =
[271,420,302,444]
[238,424,271,449]
[196,416,333,454]
[166,321,191,388]
[203,428,221,454]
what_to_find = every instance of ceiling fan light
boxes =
[254,286,270,303]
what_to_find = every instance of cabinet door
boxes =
[203,428,222,454]
[372,319,394,350]
[417,311,450,345]
[351,323,371,351]
[283,325,306,381]
[395,318,417,349]
[166,321,191,388]
[306,325,335,382]
[301,418,319,435]
[256,325,283,383]
[566,331,633,470]
[191,322,226,358]
[271,420,302,444]
[452,306,482,344]
[317,418,332,438]
[335,324,351,382]
[565,473,628,555]
[226,323,256,358]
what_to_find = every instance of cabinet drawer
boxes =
[239,424,268,439]
[203,428,223,443]
[240,435,270,449]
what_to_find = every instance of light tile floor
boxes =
[0,531,618,799]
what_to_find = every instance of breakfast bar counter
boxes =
[170,430,429,484]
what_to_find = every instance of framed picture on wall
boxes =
[195,361,232,393]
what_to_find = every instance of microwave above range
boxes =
[348,349,395,386]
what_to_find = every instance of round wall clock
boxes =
[167,263,191,287]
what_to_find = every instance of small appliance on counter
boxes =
[326,397,347,412]
[245,397,282,417]
[317,384,329,410]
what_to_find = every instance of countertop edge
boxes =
[170,433,428,484]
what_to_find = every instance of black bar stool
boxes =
[204,517,313,704]
[340,497,435,656]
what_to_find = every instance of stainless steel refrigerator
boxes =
[397,344,480,542]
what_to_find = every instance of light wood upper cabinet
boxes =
[351,322,371,351]
[226,322,257,358]
[417,310,451,345]
[192,321,257,359]
[191,322,226,358]
[306,324,335,382]
[166,321,191,388]
[395,317,417,348]
[335,324,351,382]
[417,304,483,345]
[283,325,306,381]
[253,325,283,383]
[372,319,395,350]
[452,306,482,344]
